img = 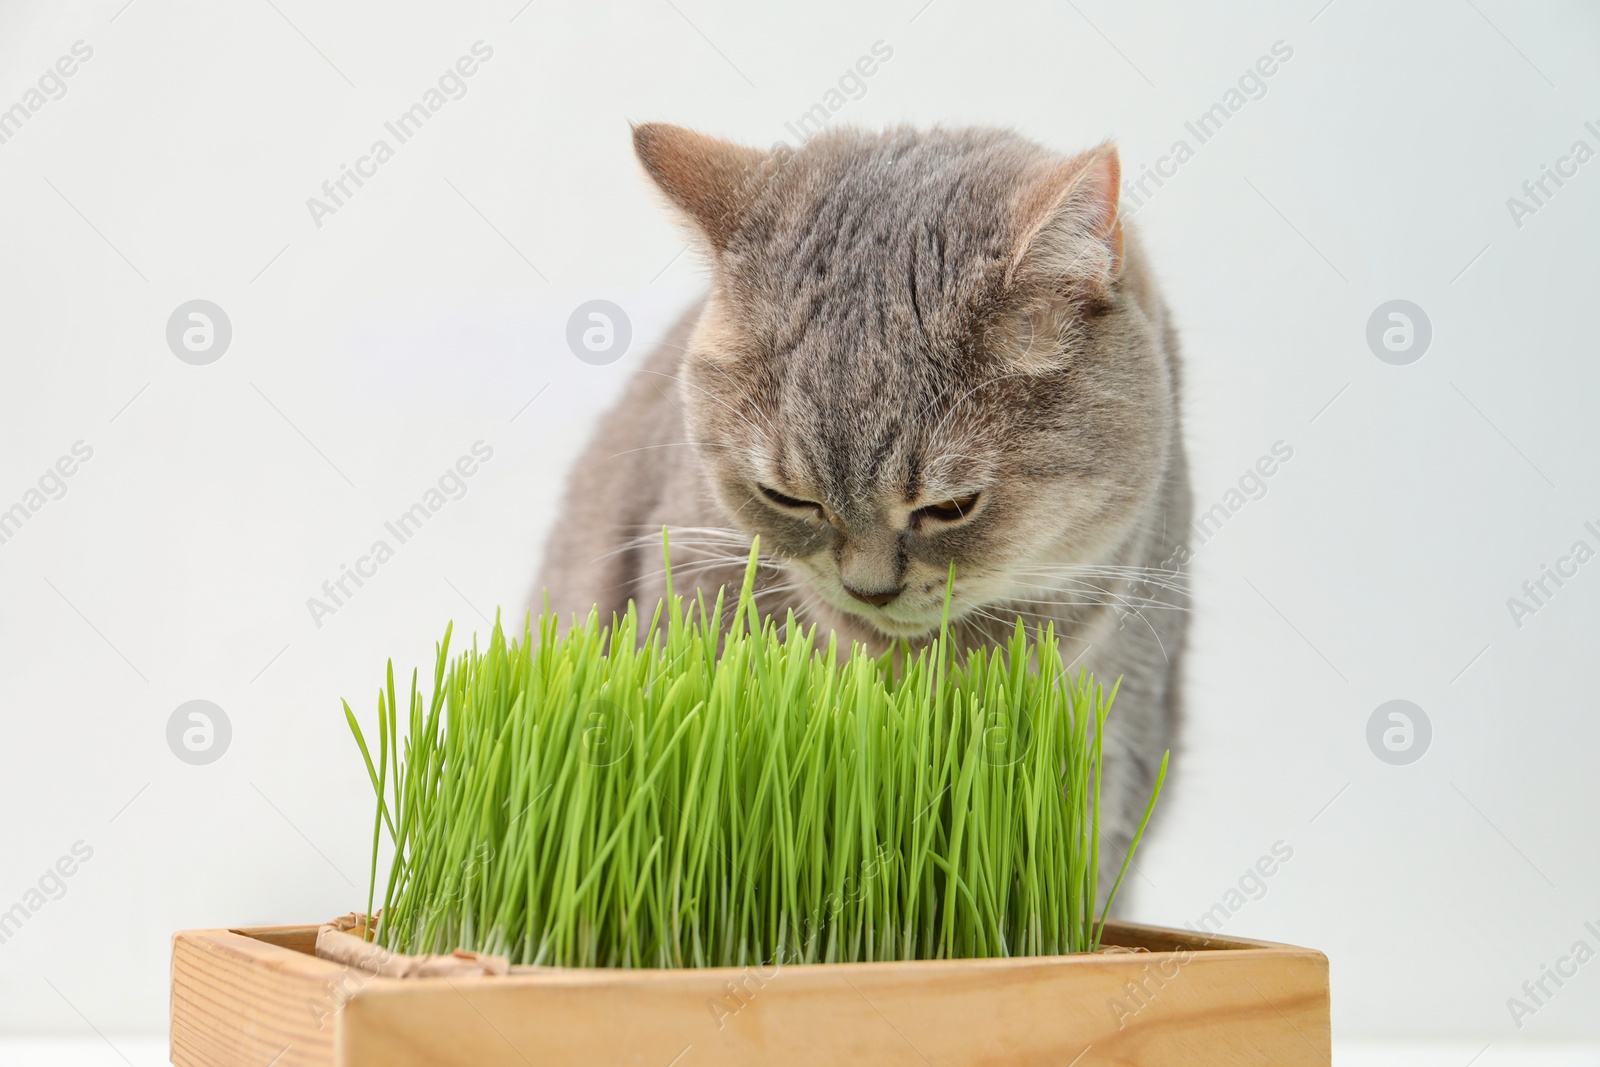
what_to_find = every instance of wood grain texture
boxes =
[170,925,338,1067]
[171,920,1331,1066]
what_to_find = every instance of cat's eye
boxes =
[915,493,981,524]
[758,484,823,515]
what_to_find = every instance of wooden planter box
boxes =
[170,919,1329,1065]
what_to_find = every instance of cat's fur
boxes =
[538,124,1190,902]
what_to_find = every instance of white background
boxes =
[0,0,1597,1061]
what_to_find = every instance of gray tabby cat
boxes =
[539,124,1190,900]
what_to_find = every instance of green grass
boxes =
[344,535,1166,968]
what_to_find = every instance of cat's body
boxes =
[539,125,1190,902]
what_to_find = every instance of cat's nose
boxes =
[845,584,902,607]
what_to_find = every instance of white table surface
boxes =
[2,1038,1597,1066]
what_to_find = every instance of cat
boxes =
[538,124,1191,903]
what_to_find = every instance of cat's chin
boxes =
[844,608,943,642]
[876,620,938,639]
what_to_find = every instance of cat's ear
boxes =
[632,123,769,254]
[1007,144,1124,297]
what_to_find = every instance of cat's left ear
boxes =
[1007,144,1123,297]
[632,123,770,254]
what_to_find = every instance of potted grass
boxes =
[171,542,1330,1066]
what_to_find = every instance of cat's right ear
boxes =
[632,124,768,254]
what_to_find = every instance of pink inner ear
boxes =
[1009,145,1125,290]
[632,124,768,253]
[1079,150,1124,274]
[1078,148,1122,237]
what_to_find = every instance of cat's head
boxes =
[634,124,1175,640]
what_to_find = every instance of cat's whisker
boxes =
[605,523,748,541]
[640,367,778,456]
[1017,563,1184,579]
[993,587,1185,649]
[985,596,1173,664]
[1014,568,1191,599]
[691,352,786,444]
[605,440,740,459]
[1010,575,1191,604]
[1003,593,1189,616]
[1011,566,1177,591]
[1021,560,1184,576]
[1022,563,1188,582]
[601,533,745,551]
[1003,582,1161,602]
[1003,578,1191,615]
[645,359,783,452]
[589,538,754,565]
[600,525,758,553]
[663,561,781,581]
[608,523,748,537]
